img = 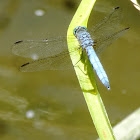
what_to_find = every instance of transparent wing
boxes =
[19,51,73,72]
[91,7,122,40]
[90,7,129,55]
[95,27,129,55]
[12,36,79,72]
[12,37,69,59]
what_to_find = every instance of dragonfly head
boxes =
[73,26,87,37]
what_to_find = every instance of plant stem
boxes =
[67,0,115,139]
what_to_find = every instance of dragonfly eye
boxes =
[80,26,87,31]
[73,26,79,36]
[73,26,87,37]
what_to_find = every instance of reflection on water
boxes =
[0,86,95,139]
[0,88,28,112]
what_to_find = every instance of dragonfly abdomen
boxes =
[86,46,110,90]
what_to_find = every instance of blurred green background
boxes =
[0,0,139,139]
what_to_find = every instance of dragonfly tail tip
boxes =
[107,86,111,90]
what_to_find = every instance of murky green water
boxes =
[0,0,139,139]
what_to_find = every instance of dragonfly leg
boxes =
[75,65,88,75]
[93,40,97,49]
[93,45,96,49]
[73,47,85,68]
[74,51,89,75]
[74,57,82,66]
[77,45,82,50]
[73,45,83,66]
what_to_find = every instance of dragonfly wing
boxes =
[91,7,122,40]
[19,52,73,72]
[12,37,69,59]
[95,27,129,55]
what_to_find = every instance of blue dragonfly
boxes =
[12,7,129,89]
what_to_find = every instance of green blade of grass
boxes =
[67,0,115,139]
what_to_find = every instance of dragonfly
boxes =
[12,7,129,90]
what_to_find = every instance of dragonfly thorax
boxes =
[74,26,94,49]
